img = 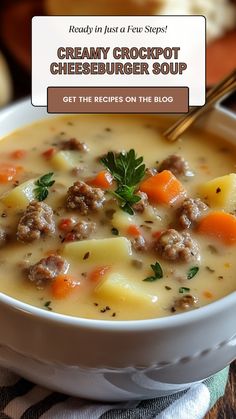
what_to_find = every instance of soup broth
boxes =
[0,114,235,320]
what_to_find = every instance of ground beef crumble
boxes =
[60,138,89,152]
[177,198,208,229]
[159,155,190,177]
[64,220,96,242]
[28,255,69,286]
[17,201,55,243]
[133,191,148,213]
[66,181,105,215]
[154,228,200,262]
[172,294,198,311]
[132,235,147,252]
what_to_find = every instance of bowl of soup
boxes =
[0,98,235,401]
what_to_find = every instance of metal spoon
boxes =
[163,69,236,142]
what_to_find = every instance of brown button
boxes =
[47,87,188,113]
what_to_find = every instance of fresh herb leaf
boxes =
[34,172,55,201]
[34,187,48,201]
[179,287,190,294]
[36,172,55,187]
[101,149,145,187]
[143,262,163,282]
[151,262,163,279]
[44,300,52,311]
[111,227,119,236]
[187,266,199,280]
[101,149,146,215]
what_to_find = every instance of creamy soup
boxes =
[0,114,235,320]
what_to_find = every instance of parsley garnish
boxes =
[143,262,163,282]
[187,266,199,280]
[179,287,190,294]
[101,149,146,215]
[34,172,55,201]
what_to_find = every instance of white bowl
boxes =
[0,99,235,401]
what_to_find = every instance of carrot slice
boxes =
[51,275,78,299]
[89,266,111,283]
[10,149,27,160]
[58,218,74,231]
[42,148,56,159]
[197,211,236,245]
[152,230,163,239]
[203,291,213,299]
[127,224,141,237]
[87,170,113,189]
[0,164,23,183]
[139,170,185,205]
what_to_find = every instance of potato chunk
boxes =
[1,179,36,209]
[199,174,236,211]
[63,237,132,264]
[51,151,81,170]
[95,272,157,306]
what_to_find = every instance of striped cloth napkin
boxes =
[0,366,228,419]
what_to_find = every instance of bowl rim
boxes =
[0,97,236,332]
[1,290,236,331]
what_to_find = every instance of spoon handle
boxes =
[163,69,236,142]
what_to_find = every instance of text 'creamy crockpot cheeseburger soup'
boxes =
[0,114,236,320]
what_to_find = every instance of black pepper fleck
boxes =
[206,266,215,273]
[111,227,119,236]
[60,235,65,243]
[208,244,218,254]
[25,253,32,258]
[100,306,112,313]
[44,301,52,311]
[83,251,90,260]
